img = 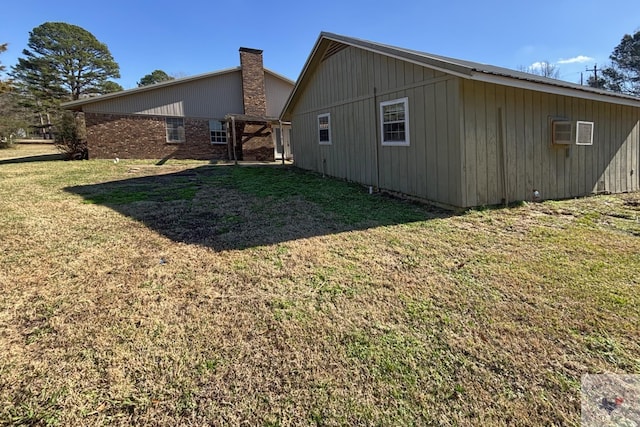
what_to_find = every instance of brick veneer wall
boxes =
[84,112,229,160]
[82,48,276,161]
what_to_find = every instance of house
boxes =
[63,48,294,161]
[281,32,640,208]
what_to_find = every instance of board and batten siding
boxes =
[460,79,640,207]
[82,71,244,119]
[290,45,464,207]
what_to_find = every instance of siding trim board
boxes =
[283,32,640,208]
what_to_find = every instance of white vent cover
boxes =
[576,121,594,145]
[552,120,572,145]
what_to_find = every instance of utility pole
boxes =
[586,64,599,87]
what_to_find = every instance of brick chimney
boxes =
[239,47,267,117]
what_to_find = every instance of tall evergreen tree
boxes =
[137,69,174,87]
[0,43,10,93]
[11,23,120,157]
[11,22,120,103]
[589,30,640,95]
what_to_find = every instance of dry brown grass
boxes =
[0,144,639,425]
[0,143,60,161]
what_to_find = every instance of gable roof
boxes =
[62,67,294,110]
[281,32,640,119]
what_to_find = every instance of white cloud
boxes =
[530,61,546,70]
[558,55,594,64]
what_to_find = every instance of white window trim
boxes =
[576,121,594,146]
[380,97,410,146]
[165,117,185,143]
[318,113,331,145]
[209,119,228,145]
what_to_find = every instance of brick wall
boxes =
[82,48,275,161]
[85,113,229,160]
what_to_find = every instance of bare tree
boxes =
[518,61,560,79]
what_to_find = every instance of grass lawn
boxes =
[0,144,639,425]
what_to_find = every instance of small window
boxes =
[166,117,185,143]
[380,97,409,146]
[576,121,594,145]
[209,120,227,144]
[318,113,331,145]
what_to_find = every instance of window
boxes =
[318,113,331,145]
[380,97,409,146]
[209,120,227,144]
[166,117,185,143]
[576,121,594,145]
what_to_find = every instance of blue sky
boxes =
[1,0,639,89]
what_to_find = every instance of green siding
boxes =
[290,45,463,207]
[291,43,640,208]
[460,80,640,206]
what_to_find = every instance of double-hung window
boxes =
[209,120,227,144]
[318,113,331,145]
[166,117,185,143]
[380,98,409,146]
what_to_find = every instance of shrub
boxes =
[55,111,88,160]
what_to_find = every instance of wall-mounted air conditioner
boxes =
[552,120,572,145]
[576,121,594,145]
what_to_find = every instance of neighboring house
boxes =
[281,32,640,208]
[63,48,294,161]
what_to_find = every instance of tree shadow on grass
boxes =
[0,153,66,165]
[65,164,452,251]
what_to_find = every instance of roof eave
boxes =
[470,71,640,108]
[264,68,295,86]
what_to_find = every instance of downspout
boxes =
[231,116,238,165]
[279,119,284,165]
[278,119,284,165]
[373,86,381,191]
